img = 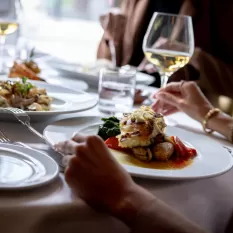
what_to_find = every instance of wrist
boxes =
[197,104,213,123]
[108,184,155,227]
[207,111,233,138]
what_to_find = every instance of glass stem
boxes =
[160,73,169,88]
[0,36,6,73]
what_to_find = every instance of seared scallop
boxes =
[132,147,153,162]
[152,142,174,161]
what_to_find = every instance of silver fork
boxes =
[3,107,65,170]
[3,107,55,148]
[0,129,30,148]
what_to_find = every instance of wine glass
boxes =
[143,12,194,87]
[0,0,21,74]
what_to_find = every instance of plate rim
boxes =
[48,61,155,86]
[0,143,59,190]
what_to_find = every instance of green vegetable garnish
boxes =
[98,116,120,140]
[15,77,34,97]
[22,77,27,84]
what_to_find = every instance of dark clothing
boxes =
[97,0,233,98]
[130,0,183,67]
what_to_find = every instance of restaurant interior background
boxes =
[17,0,122,64]
[7,0,233,115]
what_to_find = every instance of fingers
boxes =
[153,81,198,100]
[144,64,157,74]
[138,59,157,73]
[55,140,79,155]
[62,155,75,167]
[65,156,81,185]
[183,81,199,92]
[138,58,148,71]
[161,107,179,116]
[156,92,181,109]
[151,99,162,111]
[152,82,183,99]
[152,100,178,115]
[86,135,113,160]
[72,133,88,143]
[161,82,184,94]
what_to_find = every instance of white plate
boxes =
[0,143,59,190]
[43,116,233,180]
[0,78,97,117]
[46,58,155,87]
[0,74,89,92]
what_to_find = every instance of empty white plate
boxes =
[0,143,59,190]
[43,116,233,180]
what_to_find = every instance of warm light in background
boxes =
[20,0,117,63]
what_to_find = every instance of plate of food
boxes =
[7,58,89,91]
[0,77,97,118]
[43,106,233,180]
[46,58,155,87]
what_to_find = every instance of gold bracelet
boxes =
[202,108,221,134]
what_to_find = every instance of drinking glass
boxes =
[0,0,20,74]
[143,12,194,87]
[98,67,136,116]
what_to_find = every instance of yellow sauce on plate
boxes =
[110,149,193,170]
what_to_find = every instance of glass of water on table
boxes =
[98,67,137,116]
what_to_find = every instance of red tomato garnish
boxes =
[105,137,122,150]
[171,136,197,159]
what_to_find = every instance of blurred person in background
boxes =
[97,0,233,99]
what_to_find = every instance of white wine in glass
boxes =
[0,21,18,36]
[143,12,194,87]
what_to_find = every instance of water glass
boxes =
[98,67,136,115]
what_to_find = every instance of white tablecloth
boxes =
[0,91,233,233]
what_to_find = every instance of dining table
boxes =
[0,81,233,233]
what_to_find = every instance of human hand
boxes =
[55,134,138,212]
[138,57,157,74]
[100,8,126,45]
[152,81,213,122]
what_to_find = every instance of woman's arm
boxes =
[113,185,207,233]
[207,112,233,141]
[152,81,233,142]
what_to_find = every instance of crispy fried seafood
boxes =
[117,106,166,148]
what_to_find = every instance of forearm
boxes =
[207,112,233,141]
[111,185,207,233]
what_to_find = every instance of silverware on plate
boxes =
[0,129,30,148]
[2,107,65,171]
